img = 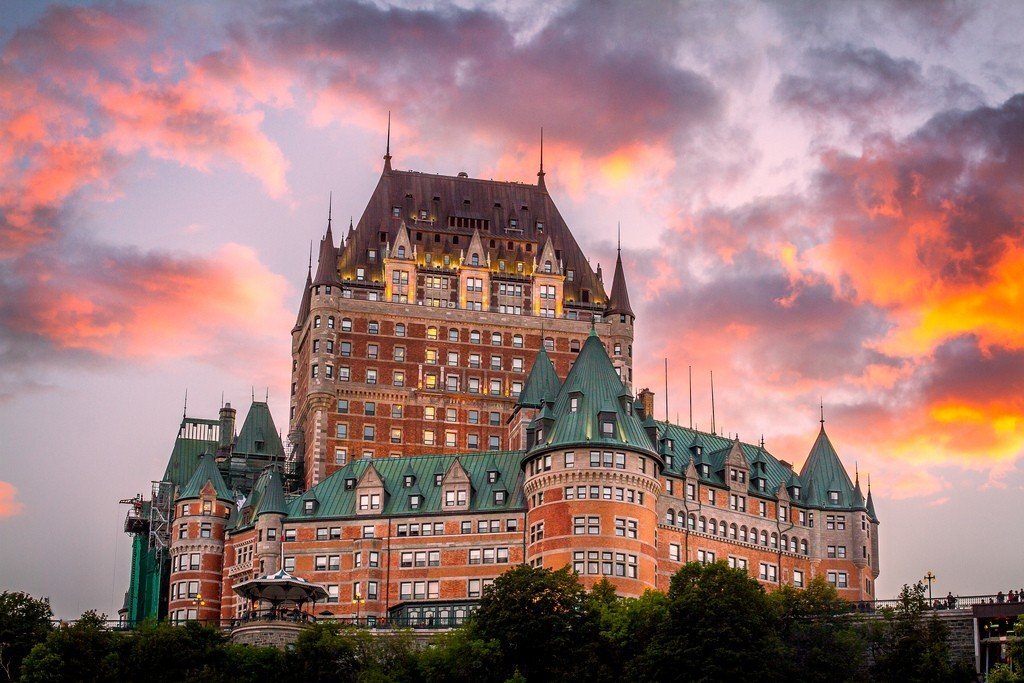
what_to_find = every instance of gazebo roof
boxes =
[233,569,328,604]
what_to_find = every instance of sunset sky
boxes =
[1,1,1022,617]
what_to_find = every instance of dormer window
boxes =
[544,261,552,273]
[509,219,518,228]
[700,464,709,477]
[392,207,401,217]
[569,396,580,413]
[344,478,356,490]
[419,209,427,220]
[487,470,499,483]
[536,221,544,232]
[403,475,415,488]
[434,473,443,486]
[693,444,703,456]
[303,500,316,514]
[829,490,839,504]
[494,490,506,504]
[397,246,406,258]
[471,254,479,266]
[409,494,422,509]
[601,420,615,437]
[791,486,801,498]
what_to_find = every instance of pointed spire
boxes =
[293,262,313,331]
[328,192,333,229]
[866,474,878,520]
[606,229,634,318]
[517,345,561,408]
[313,207,340,287]
[383,111,392,173]
[537,127,546,190]
[182,389,188,420]
[820,398,825,428]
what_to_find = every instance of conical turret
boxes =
[606,242,634,318]
[313,212,339,287]
[293,264,313,331]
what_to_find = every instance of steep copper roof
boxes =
[335,166,607,303]
[312,220,340,287]
[293,265,312,331]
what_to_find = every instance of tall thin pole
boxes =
[688,366,693,429]
[710,371,716,435]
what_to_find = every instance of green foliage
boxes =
[769,576,867,682]
[116,619,231,682]
[647,561,786,682]
[987,664,1023,683]
[20,611,120,683]
[0,591,52,682]
[418,628,502,683]
[467,564,601,681]
[869,582,973,683]
[286,621,420,682]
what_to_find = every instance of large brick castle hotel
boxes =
[121,142,880,626]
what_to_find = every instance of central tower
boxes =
[288,144,636,489]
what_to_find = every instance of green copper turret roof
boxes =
[798,425,860,509]
[234,402,285,458]
[866,483,878,521]
[254,468,288,517]
[179,453,233,502]
[606,248,634,318]
[529,330,655,456]
[161,418,220,487]
[517,347,560,408]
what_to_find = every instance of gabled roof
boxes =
[234,402,285,458]
[179,453,233,502]
[336,166,606,304]
[798,425,860,509]
[532,330,655,455]
[287,451,526,519]
[606,248,634,317]
[517,347,561,408]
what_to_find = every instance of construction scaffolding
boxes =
[148,480,174,557]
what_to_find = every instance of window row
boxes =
[399,580,439,600]
[170,581,200,600]
[664,513,810,555]
[563,485,646,505]
[172,553,202,571]
[572,551,638,578]
[468,547,510,564]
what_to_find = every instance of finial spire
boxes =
[308,241,313,272]
[537,127,546,190]
[819,398,825,427]
[328,192,332,228]
[617,222,621,255]
[265,387,269,402]
[183,389,188,419]
[383,111,392,172]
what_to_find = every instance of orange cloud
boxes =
[0,481,24,518]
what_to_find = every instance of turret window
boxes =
[828,490,840,503]
[341,318,352,331]
[314,315,321,328]
[200,523,211,538]
[601,420,614,437]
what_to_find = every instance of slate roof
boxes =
[516,347,561,408]
[335,165,607,305]
[606,249,634,318]
[234,402,285,459]
[288,451,526,520]
[312,220,340,287]
[179,453,234,502]
[530,330,655,456]
[293,266,312,331]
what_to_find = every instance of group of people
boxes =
[933,589,1024,610]
[996,589,1023,604]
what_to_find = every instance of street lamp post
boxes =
[193,592,206,623]
[352,594,365,626]
[924,571,936,605]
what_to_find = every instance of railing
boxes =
[847,594,1022,613]
[52,612,469,632]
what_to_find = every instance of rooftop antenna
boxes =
[688,365,693,429]
[710,370,716,435]
[265,387,269,402]
[251,386,255,402]
[183,389,188,419]
[383,111,392,172]
[820,398,825,427]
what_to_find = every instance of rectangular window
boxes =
[793,570,804,588]
[669,544,681,561]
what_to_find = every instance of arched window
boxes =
[570,339,580,352]
[328,316,335,329]
[448,328,459,342]
[800,539,808,555]
[761,530,768,546]
[740,526,748,542]
[781,534,788,550]
[729,523,737,539]
[719,521,727,536]
[790,537,798,553]
[771,533,778,549]
[397,246,406,258]
[513,334,523,348]
[471,253,479,266]
[750,527,757,544]
[698,516,706,533]
[708,518,716,535]
[688,514,696,530]
[314,315,321,328]
[665,509,676,525]
[491,332,502,345]
[544,260,552,273]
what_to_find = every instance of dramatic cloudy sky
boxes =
[1,1,1022,617]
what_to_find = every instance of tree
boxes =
[0,591,52,682]
[590,582,669,679]
[869,582,973,682]
[645,561,785,682]
[20,611,120,683]
[467,564,601,681]
[769,576,866,682]
[116,619,234,682]
[419,628,502,683]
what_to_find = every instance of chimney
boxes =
[639,388,655,420]
[218,403,236,456]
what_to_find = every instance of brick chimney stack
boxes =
[638,388,655,420]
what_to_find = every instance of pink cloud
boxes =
[0,481,24,518]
